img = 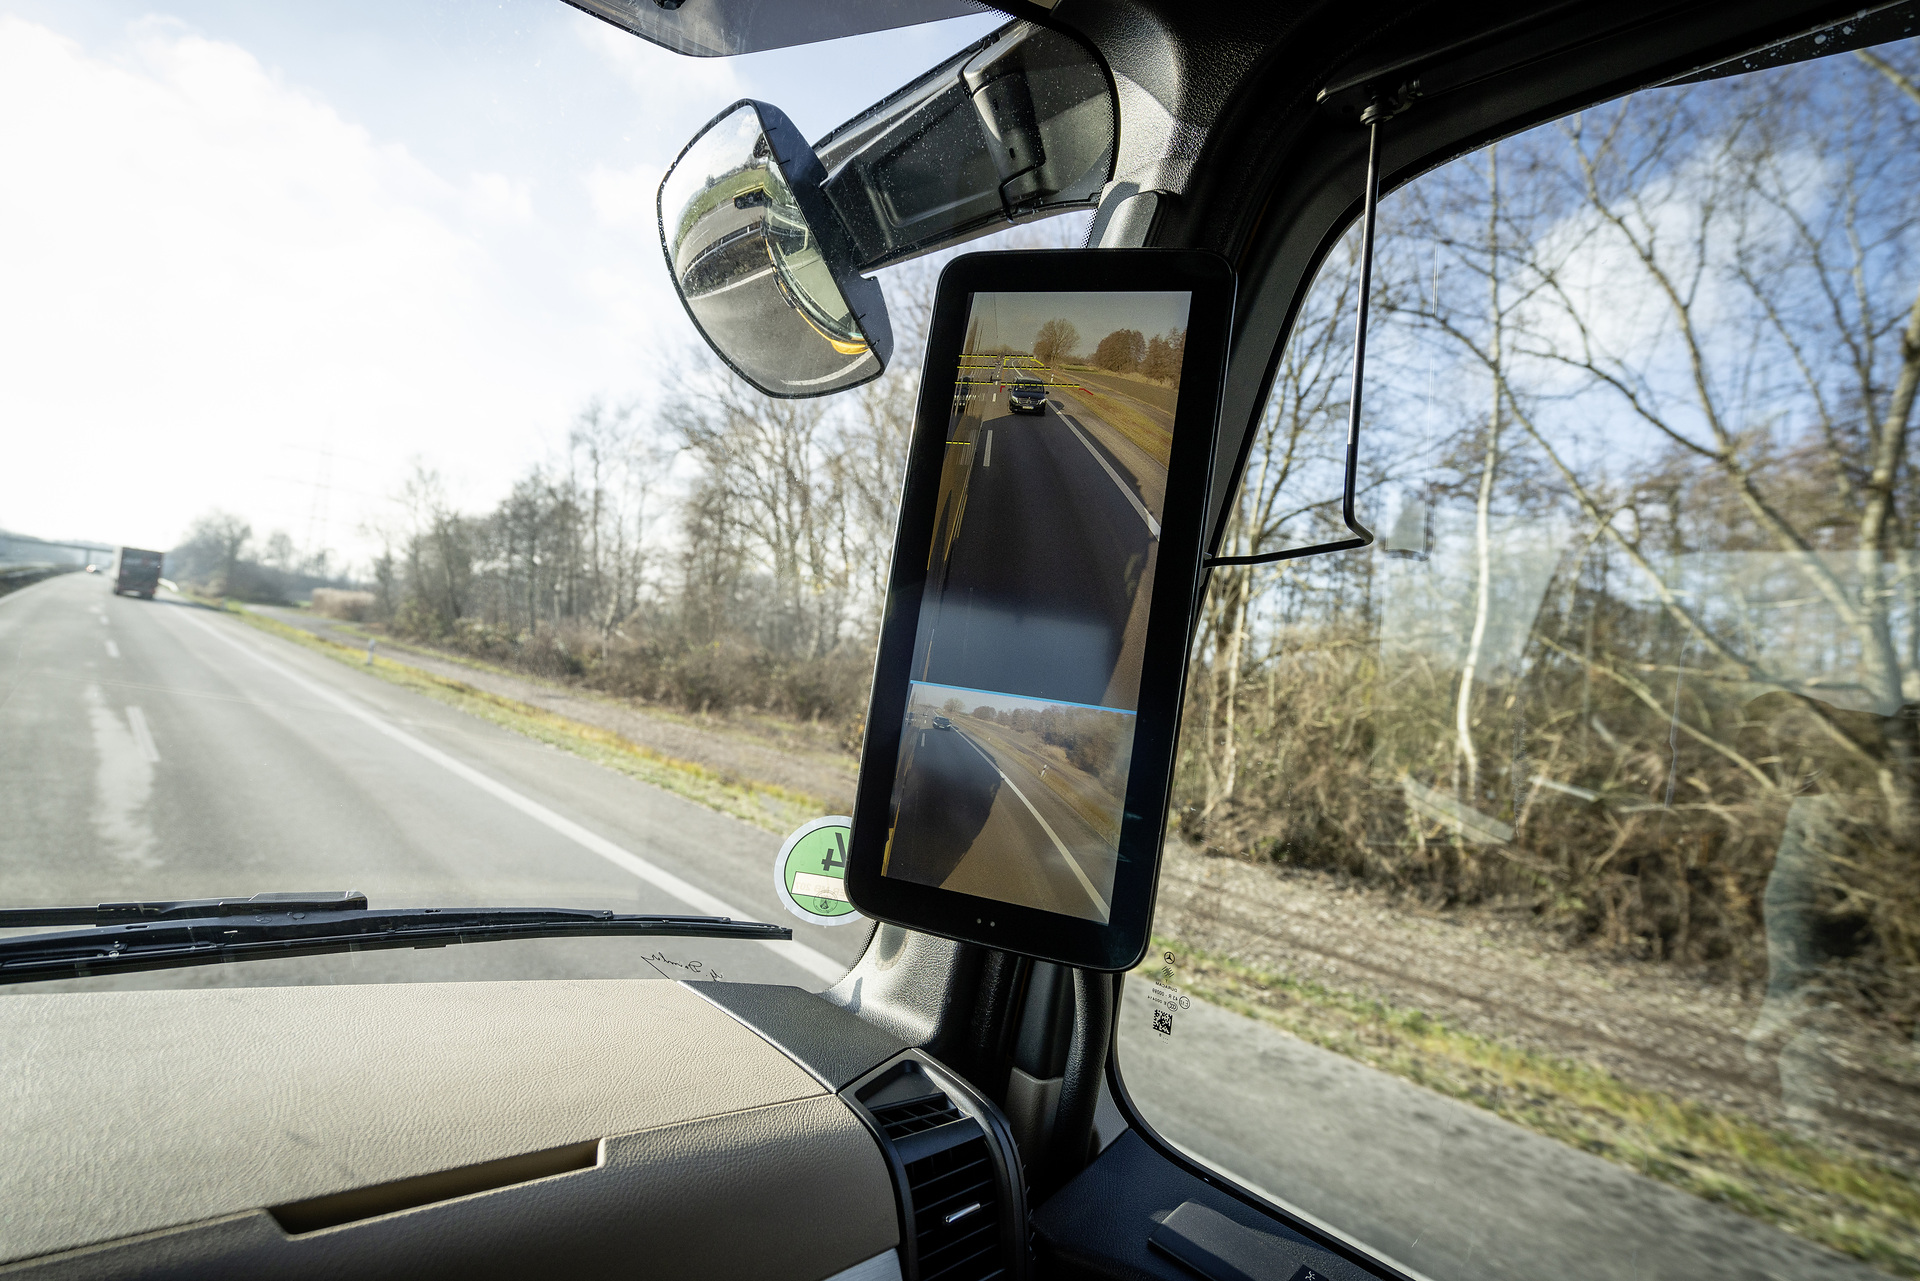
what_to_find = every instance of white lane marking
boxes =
[105,639,121,658]
[954,731,1108,916]
[788,352,872,388]
[984,429,992,468]
[689,264,774,298]
[86,686,158,866]
[126,705,160,763]
[1056,410,1162,539]
[100,615,111,625]
[176,612,846,984]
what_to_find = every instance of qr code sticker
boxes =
[1152,1008,1174,1037]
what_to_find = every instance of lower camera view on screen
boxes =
[883,289,1191,923]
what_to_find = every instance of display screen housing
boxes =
[844,249,1233,970]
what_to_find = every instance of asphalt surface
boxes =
[919,397,1159,709]
[1117,984,1880,1281]
[0,573,869,993]
[886,720,1117,921]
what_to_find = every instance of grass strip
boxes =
[1141,936,1920,1276]
[1066,384,1172,467]
[227,605,828,836]
[961,717,1121,844]
[285,610,852,752]
[1066,365,1180,413]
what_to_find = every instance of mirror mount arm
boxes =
[756,103,896,369]
[1205,99,1395,569]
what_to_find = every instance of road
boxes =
[0,572,869,993]
[919,396,1160,710]
[1117,985,1879,1281]
[886,719,1117,921]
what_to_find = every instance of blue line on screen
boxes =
[907,679,1137,718]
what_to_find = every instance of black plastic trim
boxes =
[1034,1130,1394,1281]
[686,982,909,1091]
[842,1048,1031,1281]
[843,247,1235,973]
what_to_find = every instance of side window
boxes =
[1120,37,1920,1280]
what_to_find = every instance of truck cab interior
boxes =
[3,0,1916,1279]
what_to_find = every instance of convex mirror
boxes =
[656,21,1115,399]
[659,100,893,398]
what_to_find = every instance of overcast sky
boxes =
[0,0,1004,560]
[966,290,1191,358]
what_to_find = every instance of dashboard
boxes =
[0,980,1026,1280]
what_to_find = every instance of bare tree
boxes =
[1194,231,1366,820]
[1476,58,1920,809]
[1173,40,1920,997]
[175,510,253,592]
[1033,318,1079,365]
[841,257,941,617]
[566,399,667,653]
[666,356,852,659]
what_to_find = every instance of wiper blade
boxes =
[0,898,792,985]
[0,891,370,927]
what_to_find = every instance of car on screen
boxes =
[1007,379,1048,414]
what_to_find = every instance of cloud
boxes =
[0,6,1023,560]
[576,16,740,108]
[586,161,663,230]
[0,14,683,557]
[467,171,536,224]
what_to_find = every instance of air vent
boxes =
[853,1056,1020,1281]
[903,1131,1002,1281]
[871,1094,964,1140]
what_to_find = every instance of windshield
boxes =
[0,0,1023,995]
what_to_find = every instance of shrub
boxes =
[310,589,376,621]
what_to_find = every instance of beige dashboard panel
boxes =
[8,1094,898,1280]
[0,979,882,1271]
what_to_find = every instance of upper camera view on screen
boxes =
[883,290,1191,922]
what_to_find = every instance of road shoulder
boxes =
[222,603,837,835]
[1118,983,1882,1281]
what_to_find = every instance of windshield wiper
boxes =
[0,892,791,985]
[0,891,372,927]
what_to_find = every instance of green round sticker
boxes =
[773,816,862,926]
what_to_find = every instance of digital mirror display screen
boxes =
[881,290,1191,923]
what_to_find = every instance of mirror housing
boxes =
[658,100,893,399]
[656,22,1115,399]
[815,21,1115,271]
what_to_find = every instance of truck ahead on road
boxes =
[112,547,164,599]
